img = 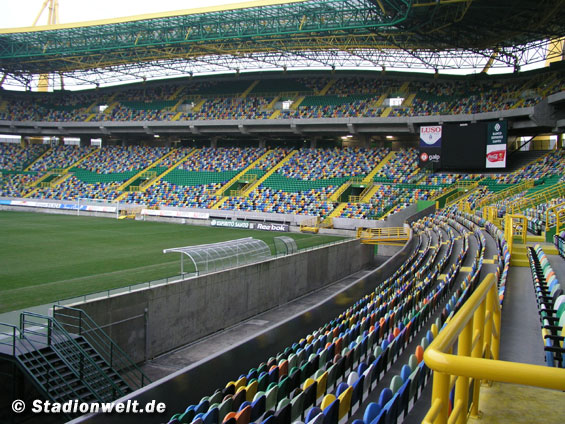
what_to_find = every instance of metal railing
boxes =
[544,201,565,234]
[20,311,128,402]
[423,273,565,424]
[477,179,534,209]
[0,323,82,419]
[445,181,479,206]
[356,226,410,245]
[509,181,565,214]
[53,305,150,390]
[503,214,527,255]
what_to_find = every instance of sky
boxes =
[0,0,246,28]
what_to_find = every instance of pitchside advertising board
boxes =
[419,125,442,167]
[210,219,289,232]
[485,121,508,168]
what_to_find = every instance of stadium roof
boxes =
[1,0,564,89]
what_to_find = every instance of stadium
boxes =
[0,0,565,423]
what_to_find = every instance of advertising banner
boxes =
[8,200,116,213]
[210,219,289,232]
[142,209,209,219]
[485,144,507,168]
[419,125,442,148]
[486,121,507,168]
[419,125,442,167]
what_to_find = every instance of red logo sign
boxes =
[487,150,506,162]
[420,152,429,162]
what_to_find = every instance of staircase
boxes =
[214,150,273,197]
[241,150,297,196]
[0,308,149,418]
[23,147,52,172]
[360,184,381,203]
[328,202,348,218]
[363,151,396,184]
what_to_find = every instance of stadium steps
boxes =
[241,150,297,196]
[372,89,390,108]
[138,148,197,191]
[24,173,73,198]
[317,79,336,95]
[328,179,353,202]
[364,150,396,183]
[402,92,417,106]
[240,80,259,98]
[508,242,558,266]
[398,80,410,93]
[113,149,179,198]
[103,101,119,115]
[328,202,348,218]
[511,98,525,109]
[290,96,305,110]
[0,315,135,418]
[213,149,274,198]
[445,181,482,207]
[191,98,206,113]
[478,179,534,209]
[150,148,199,183]
[380,106,393,117]
[23,147,52,172]
[28,169,60,187]
[360,184,381,203]
[266,96,280,109]
[172,96,187,111]
[269,109,281,119]
[169,85,185,101]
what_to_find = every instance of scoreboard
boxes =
[419,121,507,171]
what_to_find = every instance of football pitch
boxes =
[0,211,345,313]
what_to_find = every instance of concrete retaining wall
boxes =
[73,231,417,424]
[73,239,374,362]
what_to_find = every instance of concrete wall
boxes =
[73,239,374,362]
[73,232,417,424]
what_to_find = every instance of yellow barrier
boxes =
[445,181,479,206]
[503,214,527,255]
[299,217,320,233]
[478,180,533,209]
[509,182,565,214]
[356,227,410,245]
[423,273,565,424]
[544,201,565,233]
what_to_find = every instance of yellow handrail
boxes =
[544,201,565,233]
[356,227,410,245]
[423,273,565,424]
[510,182,565,214]
[478,179,533,208]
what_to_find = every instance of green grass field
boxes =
[0,211,344,313]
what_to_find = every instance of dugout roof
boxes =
[0,0,564,88]
[163,237,271,275]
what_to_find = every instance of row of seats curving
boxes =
[555,231,565,260]
[278,148,389,181]
[164,210,494,424]
[527,245,564,368]
[219,187,337,217]
[1,70,563,122]
[123,181,221,209]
